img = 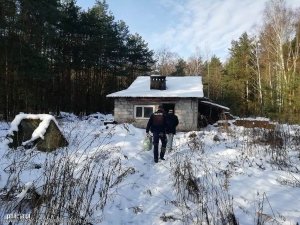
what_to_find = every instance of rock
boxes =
[8,115,68,152]
[35,120,68,151]
[213,135,221,142]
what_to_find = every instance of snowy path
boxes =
[103,161,175,225]
[102,125,179,225]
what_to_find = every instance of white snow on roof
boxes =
[200,100,230,111]
[107,76,204,98]
[8,113,59,146]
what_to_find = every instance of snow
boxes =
[16,182,33,199]
[236,117,272,121]
[0,113,300,224]
[8,113,60,146]
[107,76,204,98]
[200,100,230,111]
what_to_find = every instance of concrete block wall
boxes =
[114,99,151,128]
[114,98,134,123]
[175,99,198,131]
[113,98,199,131]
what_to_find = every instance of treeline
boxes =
[1,0,299,123]
[155,0,300,123]
[0,0,154,120]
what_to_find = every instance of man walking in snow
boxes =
[146,105,167,163]
[165,109,179,151]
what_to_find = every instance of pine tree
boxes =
[0,0,155,118]
[171,58,187,76]
[203,56,224,101]
[224,33,257,116]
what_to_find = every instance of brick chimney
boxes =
[150,75,166,90]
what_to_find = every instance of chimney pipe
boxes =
[150,75,166,90]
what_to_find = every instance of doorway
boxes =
[162,103,175,114]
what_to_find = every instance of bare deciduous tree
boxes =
[185,47,203,76]
[260,0,299,116]
[154,47,179,76]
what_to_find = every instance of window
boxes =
[134,105,155,119]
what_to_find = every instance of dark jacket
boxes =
[166,113,179,134]
[146,109,167,134]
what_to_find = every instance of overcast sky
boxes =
[76,0,300,61]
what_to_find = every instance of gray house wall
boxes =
[113,98,198,131]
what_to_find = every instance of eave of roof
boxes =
[200,100,230,111]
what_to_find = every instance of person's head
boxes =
[168,109,174,114]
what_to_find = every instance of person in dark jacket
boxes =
[146,105,167,163]
[165,109,179,151]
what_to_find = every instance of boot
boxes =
[160,147,166,160]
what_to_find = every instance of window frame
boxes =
[134,105,155,119]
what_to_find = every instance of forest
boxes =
[1,0,300,123]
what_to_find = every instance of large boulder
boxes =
[7,114,68,152]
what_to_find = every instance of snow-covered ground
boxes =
[0,113,300,225]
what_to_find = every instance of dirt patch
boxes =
[233,119,275,129]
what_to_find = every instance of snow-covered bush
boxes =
[171,154,238,225]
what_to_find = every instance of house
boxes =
[107,75,229,131]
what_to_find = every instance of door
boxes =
[162,103,175,114]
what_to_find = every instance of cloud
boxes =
[79,0,300,62]
[149,0,300,61]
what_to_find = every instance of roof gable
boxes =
[107,76,204,98]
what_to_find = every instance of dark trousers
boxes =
[153,132,167,162]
